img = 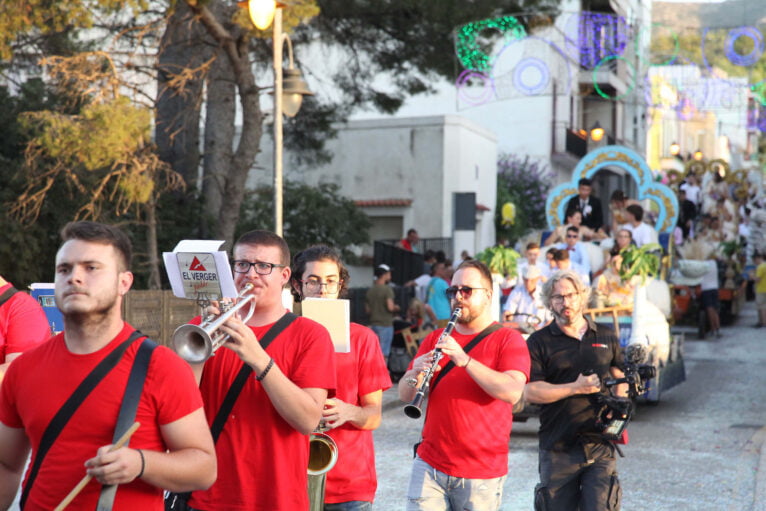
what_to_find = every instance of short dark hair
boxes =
[610,189,626,202]
[455,259,492,289]
[526,242,540,251]
[578,178,592,188]
[566,226,579,235]
[407,228,418,236]
[60,221,132,271]
[234,230,290,266]
[290,245,350,302]
[552,248,570,262]
[626,204,644,222]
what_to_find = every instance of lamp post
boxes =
[242,0,314,236]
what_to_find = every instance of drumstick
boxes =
[54,421,141,511]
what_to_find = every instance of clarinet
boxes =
[403,307,462,419]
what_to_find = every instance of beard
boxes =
[552,303,583,326]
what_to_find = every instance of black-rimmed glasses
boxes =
[445,286,487,300]
[301,280,341,294]
[232,260,286,275]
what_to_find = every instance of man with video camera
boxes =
[525,269,628,511]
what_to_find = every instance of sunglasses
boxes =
[445,286,487,300]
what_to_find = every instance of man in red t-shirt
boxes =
[0,275,51,386]
[399,259,530,511]
[0,221,216,510]
[291,245,392,510]
[187,231,336,511]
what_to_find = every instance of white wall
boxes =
[248,114,499,256]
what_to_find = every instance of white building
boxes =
[250,114,498,272]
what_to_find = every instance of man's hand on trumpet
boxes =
[210,308,270,374]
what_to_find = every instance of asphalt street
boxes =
[373,301,766,510]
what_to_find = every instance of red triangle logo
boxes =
[189,256,207,271]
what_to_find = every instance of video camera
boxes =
[593,343,657,440]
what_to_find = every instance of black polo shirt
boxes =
[526,318,624,450]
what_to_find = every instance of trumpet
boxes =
[173,283,256,363]
[403,307,461,419]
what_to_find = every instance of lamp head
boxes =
[282,67,314,117]
[239,0,278,30]
[589,121,605,142]
[669,141,680,156]
[693,149,703,161]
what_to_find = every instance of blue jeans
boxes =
[370,325,394,357]
[324,501,372,511]
[406,456,505,510]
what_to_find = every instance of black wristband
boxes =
[256,358,275,381]
[136,449,145,479]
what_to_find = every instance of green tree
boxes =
[10,53,184,288]
[236,181,371,262]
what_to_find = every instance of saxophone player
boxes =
[291,245,391,511]
[398,259,530,511]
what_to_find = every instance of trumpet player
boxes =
[398,259,530,511]
[186,230,336,511]
[291,245,391,511]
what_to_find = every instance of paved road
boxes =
[372,301,766,510]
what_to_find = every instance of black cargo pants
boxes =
[534,441,621,511]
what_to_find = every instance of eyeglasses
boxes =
[551,292,581,303]
[301,279,341,294]
[232,260,286,275]
[566,234,579,239]
[445,286,486,300]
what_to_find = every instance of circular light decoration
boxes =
[725,26,764,67]
[455,16,527,73]
[512,57,550,96]
[456,70,495,107]
[593,55,636,101]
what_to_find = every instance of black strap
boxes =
[97,338,158,510]
[209,312,297,443]
[0,286,18,308]
[430,323,503,390]
[20,330,145,510]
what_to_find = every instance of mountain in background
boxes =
[652,0,766,28]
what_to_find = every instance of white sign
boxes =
[301,298,351,353]
[163,240,238,300]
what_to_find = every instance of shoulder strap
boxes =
[20,330,145,510]
[209,312,297,443]
[431,323,503,390]
[96,338,158,510]
[0,286,18,308]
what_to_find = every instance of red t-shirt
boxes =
[0,323,203,511]
[189,315,337,511]
[324,323,392,504]
[0,283,51,362]
[408,325,530,479]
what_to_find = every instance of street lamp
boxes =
[693,149,704,161]
[240,0,314,236]
[589,121,605,142]
[669,141,680,157]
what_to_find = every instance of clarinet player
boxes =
[398,259,530,511]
